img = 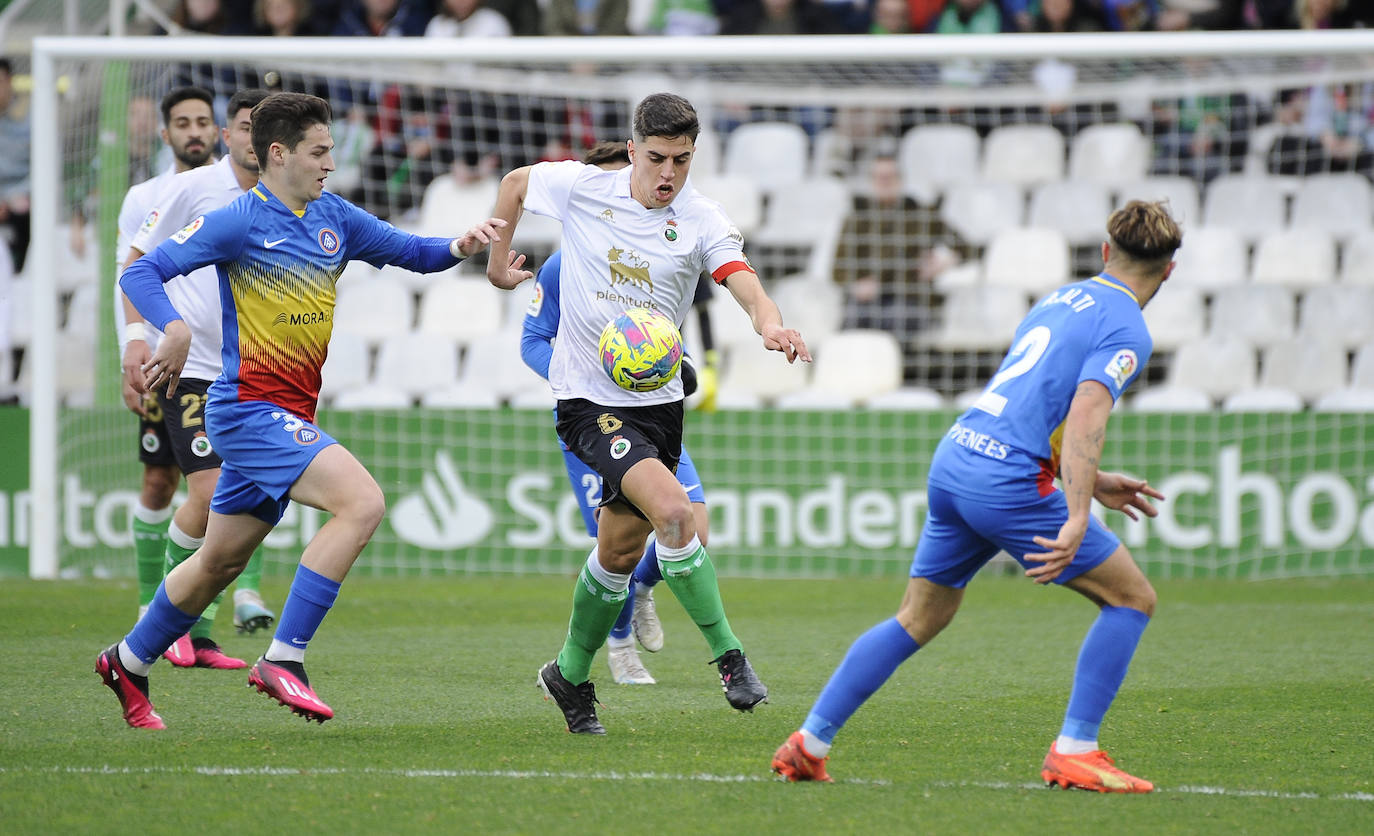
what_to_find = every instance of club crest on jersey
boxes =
[664,220,678,242]
[190,432,213,458]
[318,228,341,254]
[1105,349,1138,390]
[294,426,321,445]
[609,435,631,460]
[141,429,161,453]
[599,209,615,223]
[171,216,204,244]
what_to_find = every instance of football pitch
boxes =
[2,574,1370,834]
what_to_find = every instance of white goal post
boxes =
[26,30,1374,579]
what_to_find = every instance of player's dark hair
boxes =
[1107,200,1183,273]
[159,86,214,127]
[582,141,630,168]
[251,92,332,165]
[632,93,699,143]
[226,88,270,122]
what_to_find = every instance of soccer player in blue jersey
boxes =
[520,140,717,685]
[772,200,1182,791]
[96,92,525,729]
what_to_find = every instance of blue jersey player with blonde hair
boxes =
[773,200,1183,792]
[97,92,526,729]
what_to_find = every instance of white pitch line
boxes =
[3,767,1370,800]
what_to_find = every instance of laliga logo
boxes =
[390,450,494,549]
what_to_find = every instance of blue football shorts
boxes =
[561,438,706,537]
[909,483,1121,588]
[205,398,337,525]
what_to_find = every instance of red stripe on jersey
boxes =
[1036,460,1056,497]
[711,261,754,284]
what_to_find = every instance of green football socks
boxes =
[556,555,629,684]
[238,548,263,593]
[164,521,220,641]
[132,505,172,608]
[657,538,741,660]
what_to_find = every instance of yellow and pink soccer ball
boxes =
[598,308,684,392]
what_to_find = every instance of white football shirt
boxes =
[130,156,252,382]
[114,168,174,353]
[524,161,752,406]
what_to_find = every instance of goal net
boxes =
[15,32,1374,581]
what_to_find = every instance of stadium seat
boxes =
[418,276,504,346]
[926,286,1030,352]
[1221,387,1304,413]
[457,328,546,400]
[691,130,722,178]
[1351,342,1374,389]
[319,333,371,403]
[952,388,985,411]
[983,227,1070,293]
[1113,176,1201,226]
[1340,231,1374,285]
[332,276,413,345]
[1168,226,1249,291]
[940,181,1025,247]
[1027,180,1113,246]
[1068,123,1151,186]
[899,124,981,200]
[54,224,97,292]
[1202,175,1288,242]
[1130,386,1215,413]
[375,332,460,397]
[501,280,539,331]
[1208,285,1296,345]
[1251,228,1336,287]
[1296,285,1374,349]
[774,389,858,410]
[981,124,1066,187]
[336,259,379,289]
[866,387,946,410]
[1142,286,1206,352]
[509,211,563,254]
[803,329,903,402]
[717,340,811,402]
[767,276,843,347]
[753,177,850,249]
[1257,338,1348,402]
[377,262,438,292]
[1166,337,1258,399]
[722,121,810,193]
[330,384,412,409]
[1290,173,1373,242]
[689,174,763,236]
[63,285,97,335]
[6,278,30,351]
[1312,388,1374,412]
[416,174,499,240]
[420,384,501,409]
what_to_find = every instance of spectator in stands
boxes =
[870,0,913,32]
[485,0,542,34]
[1150,90,1249,182]
[831,154,969,358]
[1096,0,1157,30]
[644,0,721,34]
[166,0,250,104]
[0,59,31,274]
[543,0,630,34]
[715,0,841,35]
[817,0,875,32]
[1269,83,1374,177]
[425,0,514,35]
[930,0,1002,32]
[253,0,324,35]
[1154,0,1249,30]
[1032,0,1101,31]
[901,0,948,32]
[1295,0,1369,29]
[332,0,431,35]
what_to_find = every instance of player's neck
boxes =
[229,159,259,192]
[260,174,308,213]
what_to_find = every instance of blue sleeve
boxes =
[519,255,562,378]
[343,199,460,273]
[520,330,553,379]
[119,248,184,331]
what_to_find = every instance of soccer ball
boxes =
[598,308,684,392]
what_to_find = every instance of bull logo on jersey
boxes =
[318,228,341,254]
[607,247,653,294]
[599,209,615,223]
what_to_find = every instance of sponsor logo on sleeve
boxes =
[526,282,544,317]
[171,216,204,244]
[139,209,160,234]
[1106,349,1139,390]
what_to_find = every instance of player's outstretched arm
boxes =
[723,270,812,364]
[1024,380,1113,584]
[486,166,534,290]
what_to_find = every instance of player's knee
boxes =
[346,485,387,537]
[141,466,179,507]
[1126,579,1157,618]
[650,498,696,549]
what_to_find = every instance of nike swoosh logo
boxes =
[290,638,308,646]
[264,237,288,248]
[680,483,701,494]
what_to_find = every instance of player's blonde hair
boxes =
[1107,200,1183,274]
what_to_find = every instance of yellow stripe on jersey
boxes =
[1090,275,1139,305]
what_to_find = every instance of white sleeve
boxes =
[115,190,145,270]
[698,203,751,280]
[523,160,587,222]
[130,176,192,256]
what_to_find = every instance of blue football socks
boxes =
[634,539,662,588]
[267,565,341,663]
[122,583,200,671]
[610,584,636,640]
[803,618,920,748]
[1059,605,1151,743]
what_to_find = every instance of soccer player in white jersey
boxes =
[96,92,522,729]
[114,87,217,649]
[121,89,275,670]
[772,201,1182,791]
[486,92,812,735]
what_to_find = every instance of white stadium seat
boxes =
[753,177,850,249]
[1208,285,1295,345]
[1313,388,1374,412]
[457,328,546,400]
[1130,386,1215,413]
[1203,175,1288,242]
[1069,123,1151,186]
[416,175,499,239]
[1341,232,1374,285]
[717,341,811,402]
[1290,173,1373,242]
[722,121,810,193]
[867,387,946,410]
[1168,226,1249,291]
[333,277,413,345]
[319,333,372,402]
[1142,286,1206,352]
[1351,342,1374,389]
[767,277,844,347]
[940,181,1025,247]
[899,124,982,199]
[1297,285,1374,349]
[926,286,1030,352]
[330,384,412,409]
[1221,387,1304,413]
[1251,228,1336,288]
[1028,180,1113,246]
[418,276,504,346]
[375,332,460,397]
[1257,338,1348,402]
[805,329,903,402]
[983,227,1071,293]
[981,124,1066,187]
[690,174,763,236]
[1167,337,1258,399]
[1114,176,1201,227]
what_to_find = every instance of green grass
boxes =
[2,575,1372,834]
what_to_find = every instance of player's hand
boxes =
[1093,472,1164,522]
[1024,516,1089,585]
[486,248,533,290]
[762,323,812,364]
[143,319,190,399]
[121,339,151,414]
[453,217,508,258]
